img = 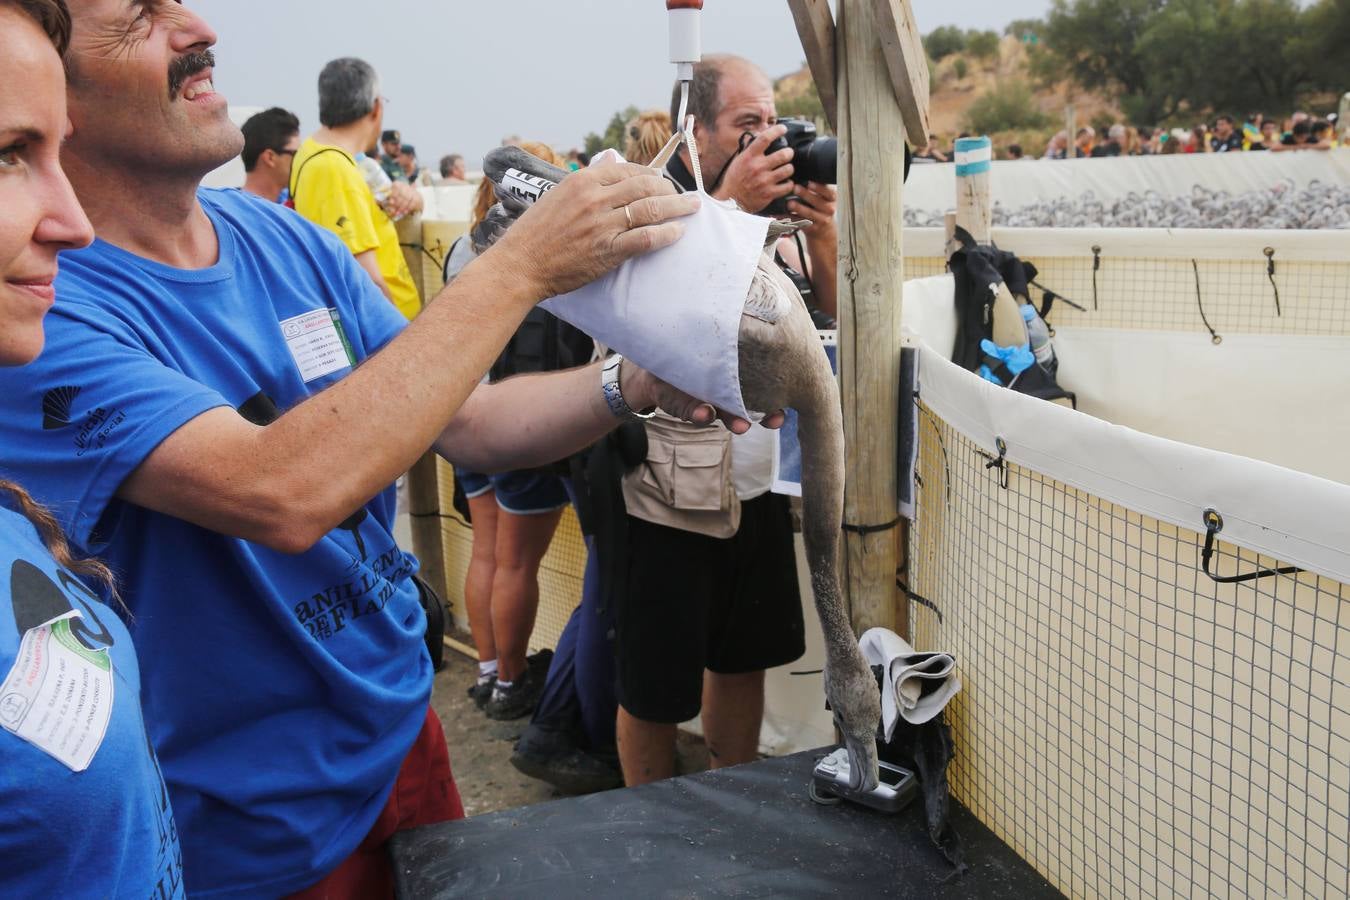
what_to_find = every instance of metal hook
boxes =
[1199,508,1302,584]
[983,437,1009,490]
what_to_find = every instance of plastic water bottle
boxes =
[1020,303,1056,371]
[356,155,403,220]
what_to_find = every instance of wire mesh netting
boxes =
[904,253,1350,338]
[907,403,1350,899]
[435,460,588,654]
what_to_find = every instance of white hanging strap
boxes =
[645,116,706,195]
[648,129,684,172]
[683,115,706,194]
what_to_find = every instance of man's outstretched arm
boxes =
[117,164,699,553]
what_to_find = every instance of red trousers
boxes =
[287,707,464,900]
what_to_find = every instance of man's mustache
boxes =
[168,50,215,100]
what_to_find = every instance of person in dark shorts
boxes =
[457,466,567,720]
[619,489,805,726]
[448,151,584,722]
[610,54,819,787]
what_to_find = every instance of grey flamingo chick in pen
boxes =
[478,145,883,792]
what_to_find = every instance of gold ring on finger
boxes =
[624,204,634,230]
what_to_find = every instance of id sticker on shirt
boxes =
[280,308,356,383]
[0,611,114,772]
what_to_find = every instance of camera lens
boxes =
[795,136,837,185]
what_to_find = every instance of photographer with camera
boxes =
[610,55,835,787]
[666,54,839,322]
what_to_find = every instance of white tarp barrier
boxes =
[916,339,1350,585]
[904,149,1350,217]
[1055,329,1350,487]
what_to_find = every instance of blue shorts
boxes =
[456,468,570,515]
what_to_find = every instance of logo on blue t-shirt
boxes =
[10,559,116,652]
[41,386,82,430]
[40,384,130,457]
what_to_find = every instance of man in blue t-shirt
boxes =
[0,4,737,898]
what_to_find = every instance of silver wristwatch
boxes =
[600,354,656,420]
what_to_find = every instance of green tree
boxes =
[964,80,1053,133]
[777,82,829,131]
[952,58,969,80]
[1005,18,1044,40]
[1037,0,1166,120]
[965,30,1001,60]
[925,25,967,60]
[1035,0,1339,125]
[582,105,640,157]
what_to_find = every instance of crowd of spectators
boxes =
[912,111,1342,163]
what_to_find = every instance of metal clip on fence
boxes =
[1264,247,1282,317]
[1192,259,1222,345]
[1090,245,1102,311]
[982,437,1009,490]
[1200,508,1302,584]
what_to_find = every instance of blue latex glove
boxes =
[978,339,1035,386]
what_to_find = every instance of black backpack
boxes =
[947,227,1076,408]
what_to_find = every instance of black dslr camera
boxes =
[761,117,837,216]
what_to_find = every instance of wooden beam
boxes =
[871,0,931,144]
[786,0,838,132]
[836,0,905,636]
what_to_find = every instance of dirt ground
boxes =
[430,634,711,818]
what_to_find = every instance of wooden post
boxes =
[835,0,909,636]
[1064,103,1077,158]
[954,136,992,243]
[956,136,1024,347]
[396,213,451,603]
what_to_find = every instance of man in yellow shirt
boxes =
[291,58,423,320]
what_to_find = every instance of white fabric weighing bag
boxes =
[858,627,962,740]
[540,153,769,420]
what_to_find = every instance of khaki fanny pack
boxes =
[622,413,740,539]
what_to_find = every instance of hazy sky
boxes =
[194,0,1052,169]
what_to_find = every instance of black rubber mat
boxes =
[392,749,1061,899]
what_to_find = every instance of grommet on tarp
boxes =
[1200,508,1302,584]
[981,437,1009,490]
[1090,245,1102,311]
[1264,247,1282,317]
[1192,259,1222,345]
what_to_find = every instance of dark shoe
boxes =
[526,648,554,678]
[484,667,543,720]
[466,676,495,710]
[511,740,624,795]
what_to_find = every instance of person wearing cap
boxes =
[398,143,429,185]
[379,128,407,183]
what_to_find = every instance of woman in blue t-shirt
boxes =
[0,1,185,895]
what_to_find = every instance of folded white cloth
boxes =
[540,151,769,421]
[858,627,961,740]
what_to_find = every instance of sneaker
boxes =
[484,666,543,721]
[466,676,495,710]
[511,739,624,795]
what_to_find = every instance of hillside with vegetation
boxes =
[774,0,1346,158]
[586,0,1346,161]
